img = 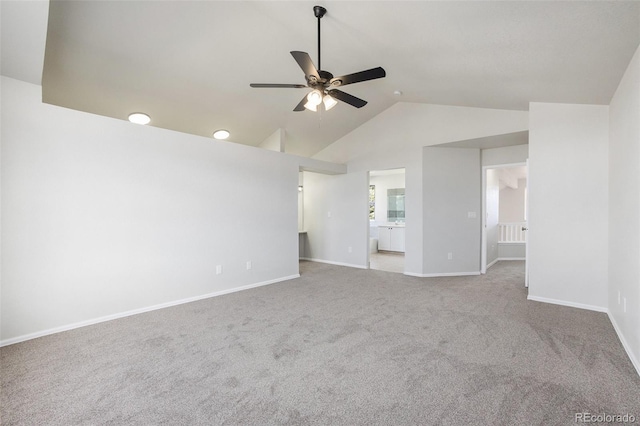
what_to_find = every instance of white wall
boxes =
[302,171,369,268]
[482,144,528,167]
[499,178,527,222]
[609,44,640,372]
[315,103,529,167]
[1,77,304,343]
[423,147,481,275]
[498,244,525,259]
[314,103,529,276]
[369,171,405,225]
[528,102,609,311]
[486,169,500,266]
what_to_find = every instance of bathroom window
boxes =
[369,185,375,220]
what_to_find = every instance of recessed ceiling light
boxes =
[213,129,230,140]
[128,112,151,125]
[393,90,403,96]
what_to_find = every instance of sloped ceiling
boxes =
[0,0,48,85]
[497,166,527,190]
[7,1,640,157]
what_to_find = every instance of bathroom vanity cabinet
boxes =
[378,225,405,252]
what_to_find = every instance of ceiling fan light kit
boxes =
[250,5,386,112]
[304,89,323,111]
[323,94,338,111]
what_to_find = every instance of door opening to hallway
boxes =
[368,168,406,273]
[482,163,529,286]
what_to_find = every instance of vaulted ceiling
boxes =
[4,1,640,157]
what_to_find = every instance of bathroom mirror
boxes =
[387,188,405,222]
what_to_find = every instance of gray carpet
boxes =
[1,261,638,425]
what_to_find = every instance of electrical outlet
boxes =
[467,212,477,219]
[327,211,332,218]
[216,265,222,275]
[348,246,352,253]
[448,252,453,260]
[246,261,252,270]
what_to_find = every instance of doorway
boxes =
[481,163,528,285]
[368,168,406,273]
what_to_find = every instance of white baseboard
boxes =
[607,312,640,377]
[300,257,368,270]
[526,296,638,378]
[526,295,608,313]
[485,258,522,273]
[486,258,500,269]
[0,274,300,347]
[404,271,481,278]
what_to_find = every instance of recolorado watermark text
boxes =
[575,412,636,423]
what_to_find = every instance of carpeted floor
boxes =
[1,261,638,425]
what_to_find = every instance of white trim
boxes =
[486,258,525,271]
[526,295,607,313]
[486,258,500,269]
[524,158,529,288]
[0,274,300,347]
[526,296,639,378]
[300,258,368,270]
[404,271,481,278]
[608,312,640,377]
[481,165,487,274]
[498,242,526,245]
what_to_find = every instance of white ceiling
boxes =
[3,1,640,158]
[497,166,527,190]
[0,0,48,86]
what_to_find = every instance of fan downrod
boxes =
[314,5,327,71]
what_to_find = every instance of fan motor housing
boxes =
[318,70,334,82]
[308,70,335,89]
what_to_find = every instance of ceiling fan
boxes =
[250,5,386,112]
